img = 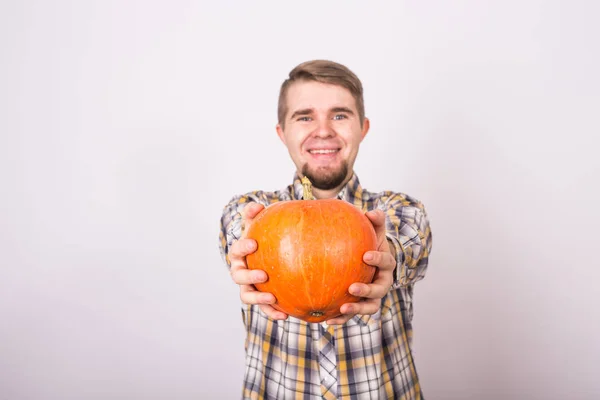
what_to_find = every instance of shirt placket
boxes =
[314,322,338,399]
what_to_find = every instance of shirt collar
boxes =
[291,172,363,202]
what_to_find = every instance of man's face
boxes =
[276,80,370,191]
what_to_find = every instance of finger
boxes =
[243,202,265,222]
[239,284,276,305]
[369,265,395,289]
[228,238,257,262]
[239,284,287,320]
[340,298,381,316]
[349,273,394,299]
[241,202,265,239]
[326,314,354,325]
[259,304,288,320]
[230,268,268,286]
[363,250,396,271]
[365,209,387,238]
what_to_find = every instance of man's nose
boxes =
[313,119,335,138]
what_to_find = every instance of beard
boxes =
[301,161,349,191]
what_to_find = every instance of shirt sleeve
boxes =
[218,192,271,269]
[376,193,433,288]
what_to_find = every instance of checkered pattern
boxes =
[318,324,338,398]
[219,173,433,399]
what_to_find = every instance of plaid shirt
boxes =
[219,173,433,399]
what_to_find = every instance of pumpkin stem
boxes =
[301,176,315,200]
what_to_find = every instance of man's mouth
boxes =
[308,149,340,155]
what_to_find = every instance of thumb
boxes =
[241,202,265,238]
[365,209,387,238]
[242,202,265,221]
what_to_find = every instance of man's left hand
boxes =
[326,209,396,325]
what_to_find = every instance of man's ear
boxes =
[276,123,286,144]
[360,117,370,141]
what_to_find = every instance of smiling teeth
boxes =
[310,149,337,154]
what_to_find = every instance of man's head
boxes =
[276,60,370,195]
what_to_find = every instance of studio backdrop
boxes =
[1,1,598,399]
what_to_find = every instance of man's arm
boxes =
[219,192,269,268]
[379,193,433,288]
[219,195,248,269]
[325,192,433,325]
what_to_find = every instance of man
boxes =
[219,60,433,399]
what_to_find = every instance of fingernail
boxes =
[254,272,266,283]
[364,253,373,261]
[247,241,256,251]
[263,294,274,303]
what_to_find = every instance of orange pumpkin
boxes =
[245,177,377,323]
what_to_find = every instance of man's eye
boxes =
[298,116,312,122]
[333,114,347,120]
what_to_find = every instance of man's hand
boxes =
[228,202,288,320]
[326,209,396,325]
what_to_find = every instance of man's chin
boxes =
[301,164,349,191]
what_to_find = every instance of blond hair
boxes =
[277,60,365,129]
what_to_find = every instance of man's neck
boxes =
[311,187,340,199]
[302,173,353,200]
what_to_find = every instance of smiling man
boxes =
[219,60,433,399]
[276,78,367,200]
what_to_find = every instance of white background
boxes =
[1,1,599,399]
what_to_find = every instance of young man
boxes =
[219,60,433,399]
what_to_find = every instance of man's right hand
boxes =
[228,202,288,320]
